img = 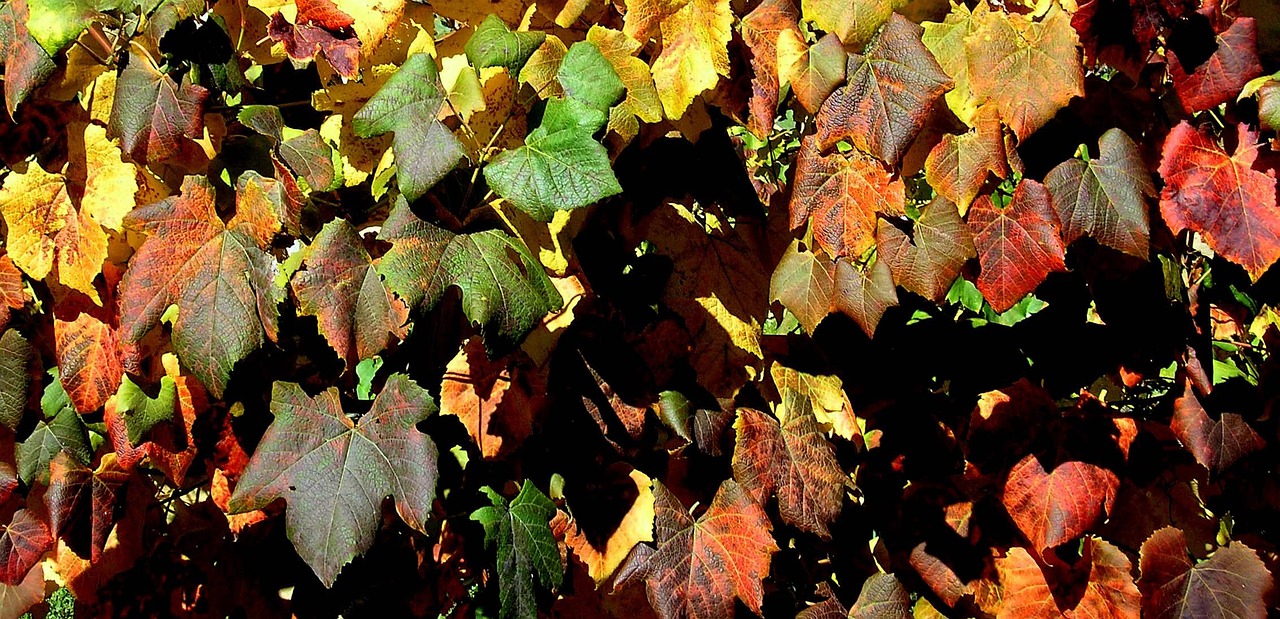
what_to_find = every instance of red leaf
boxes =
[54,312,123,414]
[296,0,355,30]
[790,134,905,259]
[877,197,976,302]
[1158,122,1280,281]
[731,406,844,538]
[1138,527,1273,619]
[1045,128,1154,258]
[1002,454,1118,553]
[46,453,130,562]
[815,14,952,164]
[1169,18,1262,113]
[910,543,970,607]
[0,254,28,332]
[1170,380,1263,474]
[740,0,801,140]
[0,510,51,586]
[269,0,361,80]
[642,479,778,619]
[144,355,207,484]
[969,180,1067,313]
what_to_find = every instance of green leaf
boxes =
[17,406,90,485]
[355,356,383,401]
[108,50,209,163]
[556,41,625,111]
[115,375,177,446]
[484,98,622,221]
[377,197,562,352]
[228,374,439,587]
[352,53,464,202]
[237,105,285,142]
[465,15,546,74]
[26,0,97,56]
[0,330,33,430]
[42,369,73,419]
[471,480,563,619]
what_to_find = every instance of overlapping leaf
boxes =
[777,31,846,114]
[109,48,209,164]
[1138,527,1272,618]
[969,180,1067,313]
[267,0,360,80]
[1002,454,1119,553]
[650,0,731,120]
[471,480,563,619]
[1171,381,1263,474]
[790,135,905,259]
[876,197,976,302]
[46,452,129,562]
[741,0,801,139]
[1045,128,1153,257]
[0,510,52,586]
[0,0,56,115]
[1169,18,1262,113]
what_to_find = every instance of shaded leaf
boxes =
[0,330,33,430]
[1002,454,1119,553]
[969,180,1067,313]
[228,374,439,587]
[0,510,51,586]
[1171,380,1263,474]
[1045,127,1153,257]
[1138,527,1272,619]
[0,0,56,116]
[650,0,732,120]
[466,14,546,74]
[471,480,563,619]
[440,338,541,459]
[732,404,844,538]
[46,452,129,562]
[790,134,905,259]
[741,0,801,139]
[554,467,655,585]
[1169,18,1262,113]
[996,537,1140,619]
[849,572,912,618]
[876,197,976,303]
[17,406,90,486]
[777,31,846,115]
[832,255,898,337]
[0,256,29,332]
[108,48,209,164]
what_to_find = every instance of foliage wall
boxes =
[0,0,1277,616]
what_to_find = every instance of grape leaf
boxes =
[1169,18,1262,114]
[117,176,280,398]
[54,312,122,414]
[996,537,1140,618]
[109,48,209,164]
[0,510,51,586]
[922,1,989,126]
[292,219,408,370]
[770,239,836,334]
[0,255,29,332]
[484,97,622,221]
[1138,527,1272,619]
[267,0,360,80]
[741,0,801,139]
[1002,454,1119,553]
[650,0,732,120]
[966,5,1083,141]
[0,330,32,430]
[815,14,952,164]
[622,0,689,41]
[552,467,655,584]
[790,134,905,259]
[924,109,1009,214]
[0,0,56,115]
[46,452,129,562]
[876,197,976,303]
[377,197,562,351]
[969,180,1067,313]
[471,480,563,619]
[732,403,844,538]
[440,338,540,459]
[556,41,626,112]
[1171,380,1263,474]
[228,374,439,587]
[1158,122,1279,281]
[641,479,778,619]
[353,53,465,202]
[777,31,846,115]
[770,363,859,441]
[832,254,898,337]
[115,374,176,446]
[586,26,664,137]
[1045,127,1153,258]
[466,14,546,74]
[17,405,90,486]
[801,0,900,48]
[142,354,204,484]
[26,0,98,56]
[848,572,912,618]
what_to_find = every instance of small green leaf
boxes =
[42,369,73,419]
[471,480,563,619]
[355,356,383,401]
[17,406,90,485]
[464,15,545,74]
[26,0,97,56]
[116,375,177,445]
[556,41,625,111]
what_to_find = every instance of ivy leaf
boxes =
[54,312,123,414]
[117,176,280,398]
[732,402,845,538]
[969,180,1067,314]
[0,510,52,586]
[1169,18,1262,114]
[471,480,563,619]
[1171,380,1263,474]
[465,15,546,74]
[650,0,732,119]
[1002,453,1119,553]
[0,0,56,115]
[876,197,976,303]
[777,31,846,115]
[815,14,952,164]
[292,219,408,370]
[377,197,562,351]
[997,538,1140,618]
[267,0,360,80]
[484,97,623,222]
[109,48,209,164]
[17,405,91,486]
[801,0,900,48]
[45,452,129,562]
[965,5,1083,141]
[556,41,625,111]
[790,134,905,259]
[1046,128,1153,258]
[640,479,778,619]
[115,374,177,446]
[228,374,439,587]
[0,330,33,430]
[1158,122,1280,281]
[924,109,1009,214]
[1138,527,1272,618]
[352,53,464,202]
[741,0,801,139]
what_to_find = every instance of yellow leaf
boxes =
[770,362,861,441]
[922,1,989,126]
[651,0,731,120]
[555,467,655,584]
[68,123,137,232]
[623,0,690,41]
[54,209,108,303]
[441,54,488,119]
[40,36,107,102]
[802,0,904,48]
[519,36,568,100]
[432,0,531,27]
[217,0,286,65]
[334,0,407,55]
[0,162,71,281]
[588,26,662,124]
[82,70,116,125]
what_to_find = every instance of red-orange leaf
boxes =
[54,312,123,414]
[815,14,952,164]
[0,510,50,586]
[1045,128,1153,258]
[268,0,361,80]
[924,110,1010,213]
[1158,122,1280,281]
[0,254,27,332]
[790,134,905,259]
[1002,454,1118,553]
[732,406,844,538]
[877,197,976,302]
[1169,18,1262,113]
[1171,380,1263,474]
[996,537,1140,619]
[969,180,1067,313]
[440,338,543,459]
[642,479,778,619]
[1138,527,1273,619]
[741,0,801,139]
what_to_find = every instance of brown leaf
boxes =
[732,405,844,538]
[791,134,905,259]
[1138,527,1273,619]
[969,180,1067,313]
[441,338,542,459]
[1170,380,1264,474]
[740,0,801,139]
[876,197,975,303]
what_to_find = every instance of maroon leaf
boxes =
[46,452,130,562]
[1171,380,1263,474]
[732,405,844,538]
[969,180,1067,313]
[0,510,51,586]
[0,0,56,116]
[268,0,361,80]
[1045,127,1153,258]
[1169,18,1263,113]
[1138,527,1273,619]
[876,197,976,302]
